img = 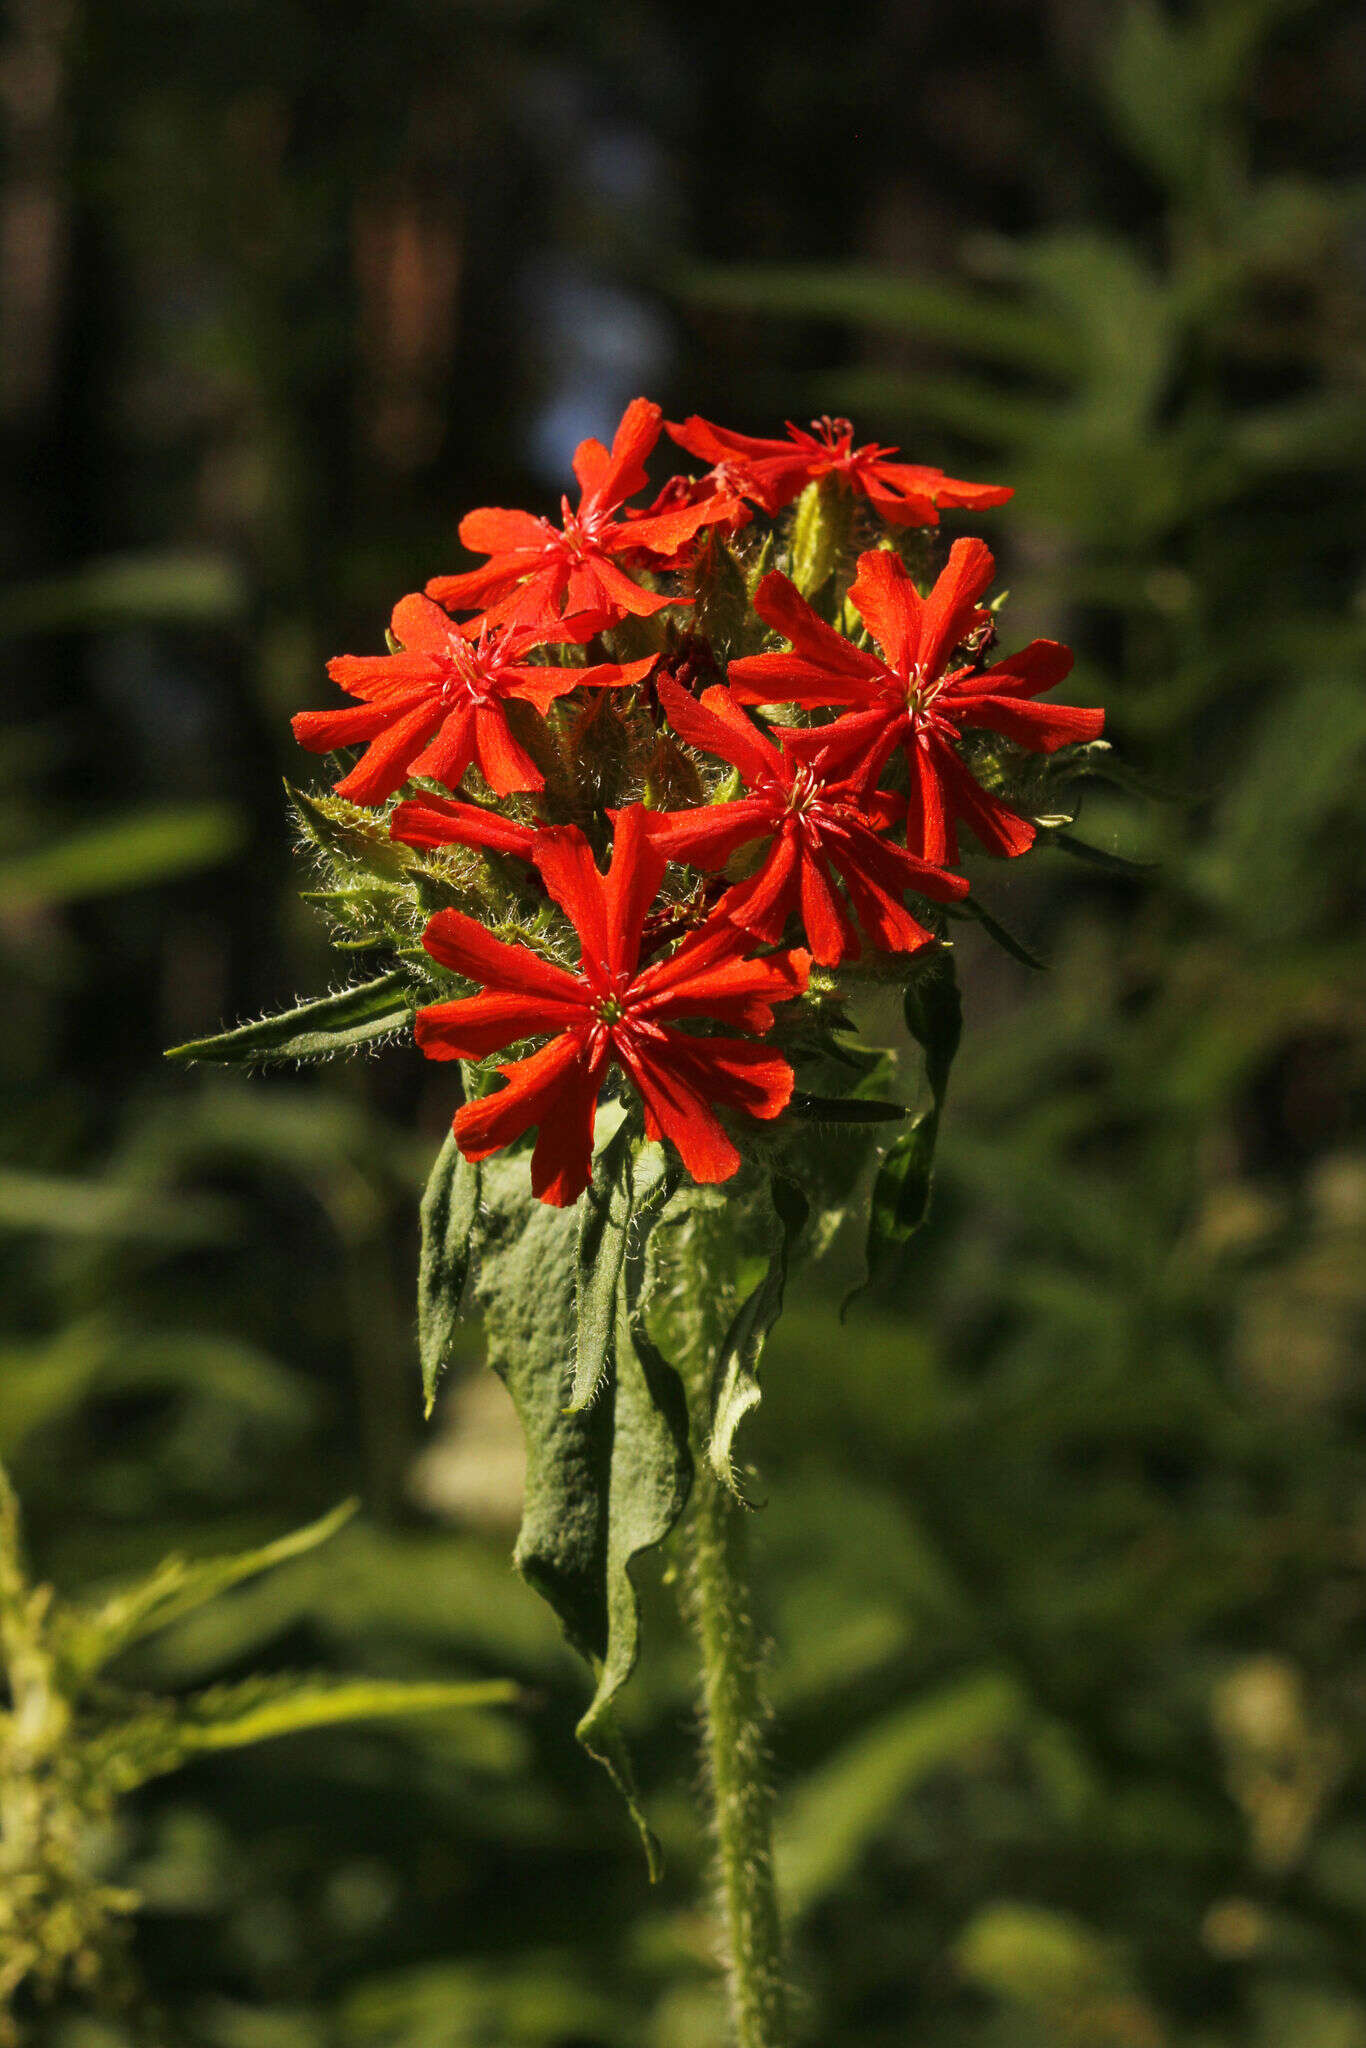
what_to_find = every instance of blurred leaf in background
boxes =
[0,0,1362,2041]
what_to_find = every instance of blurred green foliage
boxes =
[1,0,1363,2041]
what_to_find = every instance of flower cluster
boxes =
[292,399,1103,1204]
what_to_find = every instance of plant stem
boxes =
[686,1453,790,2047]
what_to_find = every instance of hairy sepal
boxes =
[164,971,415,1066]
[708,1177,808,1502]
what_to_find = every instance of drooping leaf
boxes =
[855,949,962,1301]
[571,1117,635,1413]
[165,971,414,1066]
[418,1113,482,1418]
[56,1500,359,1681]
[473,1151,691,1872]
[709,1178,808,1500]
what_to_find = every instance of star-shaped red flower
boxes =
[641,676,967,965]
[425,398,744,632]
[414,807,810,1205]
[666,414,1012,526]
[292,594,654,805]
[727,541,1104,865]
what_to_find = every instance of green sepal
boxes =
[571,1118,635,1412]
[788,476,850,607]
[708,1177,808,1502]
[418,1104,482,1418]
[473,1152,691,1875]
[852,950,962,1305]
[165,971,414,1066]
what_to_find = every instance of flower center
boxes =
[596,994,625,1026]
[784,766,819,815]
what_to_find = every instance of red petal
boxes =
[657,676,782,788]
[292,702,408,752]
[458,506,548,554]
[749,570,883,680]
[532,828,612,984]
[405,704,478,793]
[847,549,924,673]
[529,1040,610,1205]
[425,561,527,611]
[326,652,440,700]
[717,829,802,943]
[414,988,586,1060]
[952,639,1075,700]
[603,805,668,981]
[390,795,537,859]
[332,703,442,803]
[501,661,591,713]
[954,694,1105,752]
[935,744,1035,859]
[572,653,659,694]
[422,907,583,1002]
[640,796,775,869]
[798,846,859,966]
[905,732,954,867]
[571,437,611,498]
[918,538,996,679]
[577,551,673,618]
[472,703,545,794]
[390,592,460,655]
[633,926,809,1024]
[586,397,663,514]
[452,1031,588,1167]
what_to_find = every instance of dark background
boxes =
[3,0,1365,2042]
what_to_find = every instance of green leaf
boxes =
[776,1670,1027,1917]
[473,1151,690,1875]
[571,1119,635,1413]
[0,804,243,904]
[0,550,247,636]
[165,971,414,1066]
[1047,829,1155,878]
[156,1674,518,1758]
[787,1094,907,1124]
[417,1117,481,1418]
[855,951,962,1300]
[57,1500,359,1681]
[709,1178,808,1500]
[952,895,1047,971]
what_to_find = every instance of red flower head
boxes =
[727,541,1104,866]
[666,414,1013,527]
[425,398,745,633]
[413,806,810,1205]
[641,676,967,966]
[292,593,655,805]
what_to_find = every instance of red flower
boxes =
[641,676,967,966]
[292,594,654,805]
[413,807,810,1205]
[666,414,1012,526]
[425,398,744,632]
[728,541,1104,865]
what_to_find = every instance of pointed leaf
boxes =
[570,1118,635,1412]
[1047,830,1154,878]
[165,972,414,1066]
[709,1177,808,1500]
[58,1500,358,1681]
[854,951,962,1302]
[952,895,1047,971]
[418,1114,482,1418]
[787,1093,907,1124]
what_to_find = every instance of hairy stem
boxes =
[685,1449,790,2046]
